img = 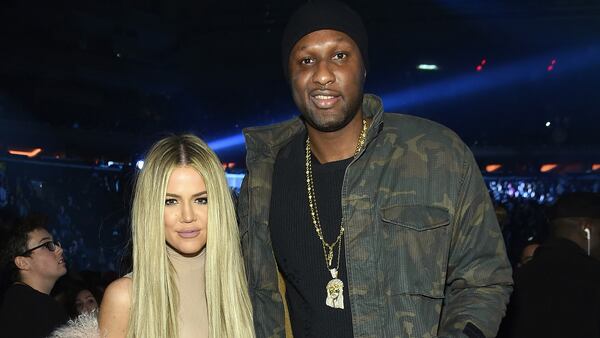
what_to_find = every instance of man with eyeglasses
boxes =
[0,214,68,338]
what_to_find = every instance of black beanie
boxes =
[281,0,369,79]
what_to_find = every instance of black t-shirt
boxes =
[0,283,69,338]
[269,132,354,338]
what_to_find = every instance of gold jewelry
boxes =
[305,118,368,309]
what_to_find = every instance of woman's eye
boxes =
[195,197,208,205]
[165,198,177,206]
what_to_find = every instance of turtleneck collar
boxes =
[166,244,206,271]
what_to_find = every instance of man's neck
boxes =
[20,275,55,295]
[307,112,365,164]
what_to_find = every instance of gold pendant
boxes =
[325,269,344,309]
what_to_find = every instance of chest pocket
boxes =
[379,204,451,298]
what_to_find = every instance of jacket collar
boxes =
[242,93,385,158]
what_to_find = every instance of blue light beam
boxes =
[382,44,600,111]
[207,133,246,151]
[207,44,600,152]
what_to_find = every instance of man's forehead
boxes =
[293,30,355,51]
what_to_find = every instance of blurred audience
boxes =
[0,161,129,273]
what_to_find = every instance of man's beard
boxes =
[300,98,362,133]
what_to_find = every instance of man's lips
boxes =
[310,91,341,109]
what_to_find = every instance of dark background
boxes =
[1,0,598,167]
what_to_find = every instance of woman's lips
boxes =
[178,229,201,238]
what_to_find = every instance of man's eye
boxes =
[333,52,347,60]
[165,198,177,206]
[195,197,208,205]
[300,57,314,65]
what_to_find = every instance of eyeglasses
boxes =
[19,240,62,256]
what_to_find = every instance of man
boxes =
[0,214,68,338]
[506,192,600,338]
[238,1,512,337]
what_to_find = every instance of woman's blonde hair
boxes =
[128,134,254,338]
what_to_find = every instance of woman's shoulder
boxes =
[98,277,132,338]
[103,277,132,306]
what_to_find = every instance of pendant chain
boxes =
[305,119,368,270]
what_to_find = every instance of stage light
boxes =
[547,59,557,72]
[540,163,558,173]
[417,64,439,71]
[8,148,42,158]
[592,164,600,171]
[103,161,124,169]
[485,164,502,173]
[476,58,487,72]
[136,160,144,170]
[545,121,551,127]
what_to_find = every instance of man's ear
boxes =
[14,256,29,270]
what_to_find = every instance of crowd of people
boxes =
[0,1,598,337]
[0,161,130,273]
[487,176,600,265]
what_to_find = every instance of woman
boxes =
[98,134,254,338]
[69,285,101,317]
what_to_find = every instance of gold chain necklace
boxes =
[305,118,368,309]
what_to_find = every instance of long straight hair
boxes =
[128,134,254,338]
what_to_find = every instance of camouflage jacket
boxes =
[238,94,513,338]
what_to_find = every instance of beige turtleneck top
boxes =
[167,245,209,338]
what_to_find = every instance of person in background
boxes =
[74,288,99,315]
[517,242,540,267]
[506,192,600,338]
[66,284,102,317]
[0,214,69,338]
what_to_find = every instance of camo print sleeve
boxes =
[438,144,513,338]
